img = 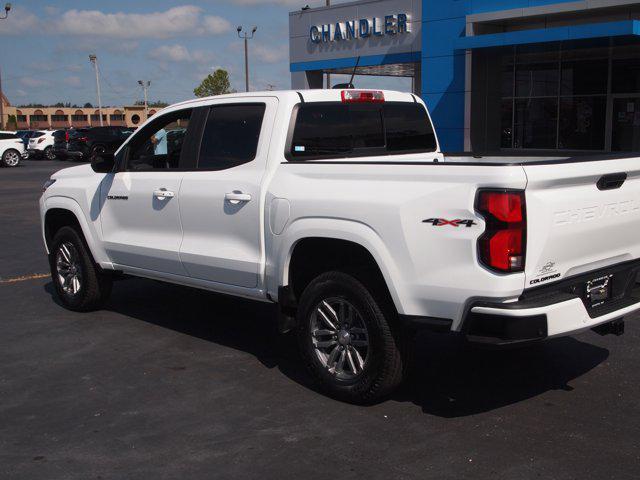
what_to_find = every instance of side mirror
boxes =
[91,153,115,173]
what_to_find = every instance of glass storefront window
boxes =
[612,44,640,94]
[558,97,606,150]
[500,99,513,148]
[513,98,558,149]
[515,50,559,97]
[560,48,608,95]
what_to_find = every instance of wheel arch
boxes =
[272,218,406,315]
[42,197,110,267]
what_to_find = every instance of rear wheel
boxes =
[49,226,112,311]
[44,146,55,160]
[1,149,21,167]
[296,271,404,404]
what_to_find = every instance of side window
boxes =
[197,103,266,170]
[126,109,191,171]
[290,104,351,158]
[383,103,437,152]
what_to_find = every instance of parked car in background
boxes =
[16,130,38,149]
[66,126,134,162]
[27,130,57,160]
[52,128,89,161]
[0,131,26,167]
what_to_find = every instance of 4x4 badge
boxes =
[423,218,477,228]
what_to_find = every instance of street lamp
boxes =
[138,80,150,118]
[0,3,11,20]
[237,25,257,92]
[89,54,103,127]
[0,4,12,129]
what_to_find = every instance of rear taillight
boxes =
[37,137,45,144]
[341,90,385,103]
[78,136,88,142]
[476,190,526,273]
[65,131,69,142]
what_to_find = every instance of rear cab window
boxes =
[288,101,437,160]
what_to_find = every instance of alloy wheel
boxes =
[310,297,370,380]
[4,151,20,167]
[55,242,83,296]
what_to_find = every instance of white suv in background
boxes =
[0,131,26,167]
[28,130,57,160]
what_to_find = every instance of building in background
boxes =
[1,102,159,130]
[290,0,640,153]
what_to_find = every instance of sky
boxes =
[0,0,411,107]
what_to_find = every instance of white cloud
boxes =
[149,44,214,64]
[64,76,82,87]
[230,0,323,5]
[20,77,49,88]
[251,44,287,64]
[0,6,232,39]
[202,16,233,35]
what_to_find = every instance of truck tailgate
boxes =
[523,156,640,288]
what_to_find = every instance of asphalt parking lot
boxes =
[1,159,640,479]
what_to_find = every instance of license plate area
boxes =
[586,274,613,308]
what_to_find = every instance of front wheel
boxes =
[49,226,112,311]
[296,271,404,404]
[2,149,21,167]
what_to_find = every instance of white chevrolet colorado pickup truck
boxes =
[40,89,640,403]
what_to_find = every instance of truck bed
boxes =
[443,152,639,165]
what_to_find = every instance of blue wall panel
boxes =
[421,0,468,151]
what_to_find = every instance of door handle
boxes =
[597,172,627,191]
[153,189,175,200]
[225,192,252,204]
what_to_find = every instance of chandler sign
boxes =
[310,13,410,43]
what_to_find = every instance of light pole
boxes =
[0,2,11,19]
[0,4,12,130]
[237,25,257,92]
[138,80,150,119]
[88,54,103,126]
[326,0,331,89]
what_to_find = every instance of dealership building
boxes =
[290,0,640,152]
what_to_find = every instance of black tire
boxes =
[49,226,112,312]
[44,146,56,160]
[1,148,21,167]
[296,271,404,404]
[90,145,106,162]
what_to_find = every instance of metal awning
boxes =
[457,19,640,50]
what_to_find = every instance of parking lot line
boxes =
[0,273,49,284]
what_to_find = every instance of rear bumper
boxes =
[462,259,640,346]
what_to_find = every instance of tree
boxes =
[6,114,17,131]
[83,102,93,108]
[134,100,169,108]
[193,69,232,97]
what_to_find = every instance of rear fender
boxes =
[268,217,407,314]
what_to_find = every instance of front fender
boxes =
[42,195,112,268]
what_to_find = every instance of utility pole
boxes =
[237,25,257,92]
[138,80,150,119]
[0,4,12,130]
[88,54,103,126]
[0,67,4,131]
[326,0,331,89]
